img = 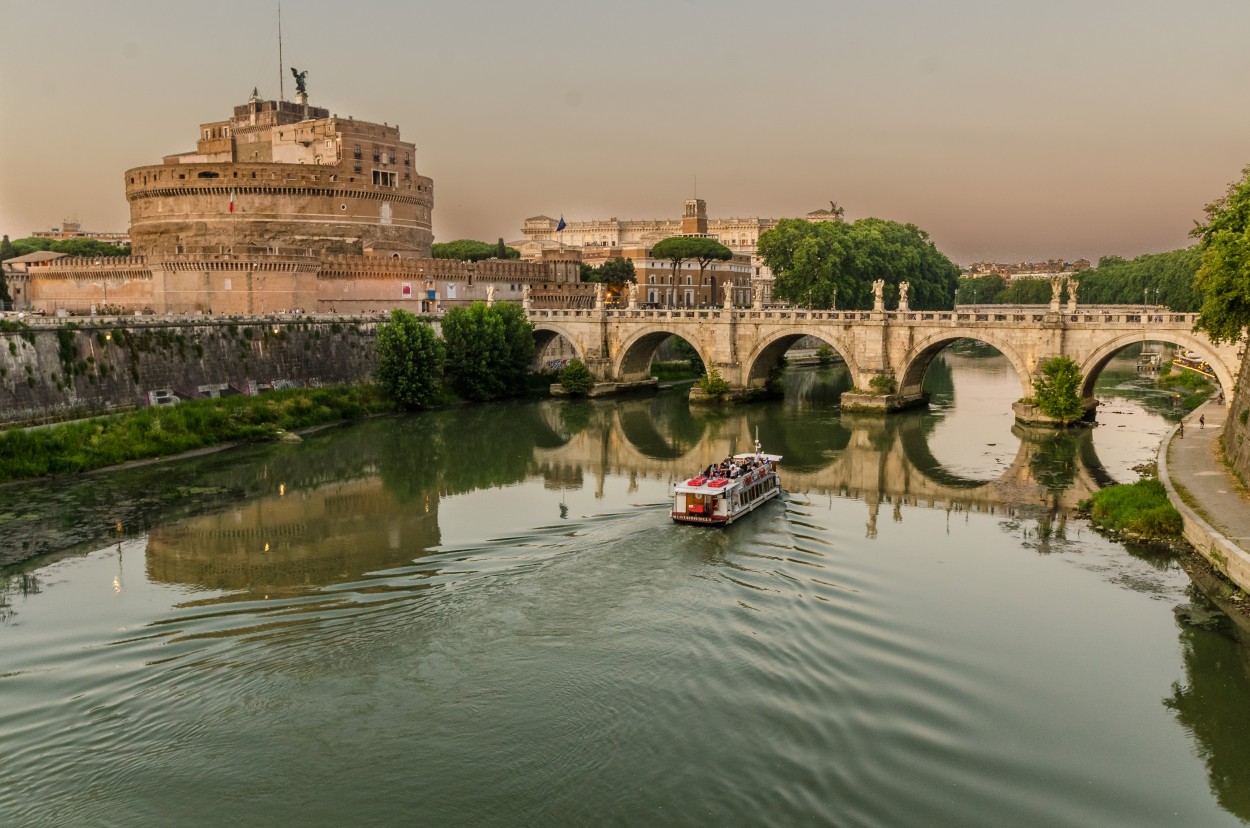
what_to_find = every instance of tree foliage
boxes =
[1074,249,1202,311]
[757,217,959,310]
[580,256,636,284]
[1191,165,1250,343]
[650,236,733,290]
[6,236,130,258]
[431,239,520,261]
[374,309,446,410]
[996,278,1055,305]
[1031,356,1083,423]
[558,359,594,395]
[955,274,1005,304]
[442,301,535,401]
[0,236,12,309]
[697,366,731,399]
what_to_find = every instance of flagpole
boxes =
[278,2,284,100]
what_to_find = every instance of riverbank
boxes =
[1157,399,1250,598]
[0,385,394,483]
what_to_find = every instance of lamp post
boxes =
[831,285,837,311]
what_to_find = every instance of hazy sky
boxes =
[2,0,1248,264]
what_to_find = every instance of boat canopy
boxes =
[732,453,782,462]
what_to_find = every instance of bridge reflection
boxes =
[131,386,1120,594]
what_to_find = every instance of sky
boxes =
[1,0,1248,265]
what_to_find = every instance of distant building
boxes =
[518,200,841,305]
[965,258,1091,283]
[31,220,130,248]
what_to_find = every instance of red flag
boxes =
[229,188,236,213]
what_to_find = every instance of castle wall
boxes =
[125,161,434,257]
[0,318,381,427]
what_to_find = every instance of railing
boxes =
[526,305,1198,327]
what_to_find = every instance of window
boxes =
[372,170,397,187]
[354,144,362,159]
[404,153,410,166]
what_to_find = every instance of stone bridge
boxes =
[528,301,1241,415]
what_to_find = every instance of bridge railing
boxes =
[526,305,1200,327]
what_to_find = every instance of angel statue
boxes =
[290,67,308,95]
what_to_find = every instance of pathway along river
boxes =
[2,347,1249,826]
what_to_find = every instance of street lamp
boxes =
[831,285,837,311]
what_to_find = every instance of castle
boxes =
[20,89,578,315]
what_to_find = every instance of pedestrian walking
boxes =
[1200,414,1205,428]
[1179,420,1184,438]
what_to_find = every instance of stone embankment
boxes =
[0,314,382,427]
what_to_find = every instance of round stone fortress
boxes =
[125,92,434,258]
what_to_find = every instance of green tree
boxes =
[1031,356,1083,423]
[1075,249,1201,310]
[1191,165,1250,343]
[956,274,1005,304]
[650,236,733,303]
[442,301,535,401]
[0,235,13,310]
[996,278,1054,305]
[431,239,520,261]
[757,217,959,310]
[558,359,594,395]
[495,238,508,259]
[697,366,731,399]
[595,256,637,284]
[374,309,445,410]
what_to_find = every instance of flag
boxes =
[556,215,567,232]
[229,188,236,213]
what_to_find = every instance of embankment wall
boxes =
[1222,347,1250,486]
[0,317,379,426]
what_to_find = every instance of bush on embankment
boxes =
[1079,479,1183,540]
[0,385,392,482]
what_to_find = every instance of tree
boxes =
[0,235,13,310]
[1031,356,1083,423]
[442,301,535,401]
[431,239,520,261]
[1075,249,1201,310]
[996,277,1054,305]
[1191,165,1250,344]
[558,359,594,396]
[595,256,636,284]
[374,309,445,410]
[757,217,959,311]
[650,236,733,303]
[495,238,508,259]
[697,366,730,399]
[955,274,1005,304]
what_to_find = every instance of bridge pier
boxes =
[840,391,929,414]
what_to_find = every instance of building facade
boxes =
[519,200,842,305]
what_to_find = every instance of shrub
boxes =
[868,373,897,394]
[558,359,594,396]
[697,366,731,398]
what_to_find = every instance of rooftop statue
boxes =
[290,67,308,95]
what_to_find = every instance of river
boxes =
[2,347,1248,826]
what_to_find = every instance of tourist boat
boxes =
[671,441,782,525]
[1174,351,1216,380]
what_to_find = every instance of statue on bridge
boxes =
[872,279,885,312]
[486,284,495,306]
[626,280,637,310]
[898,281,910,312]
[1050,276,1063,312]
[522,283,531,311]
[1066,277,1079,313]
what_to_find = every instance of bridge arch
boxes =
[898,331,1034,399]
[532,323,586,370]
[743,328,862,388]
[1078,332,1235,399]
[613,327,712,383]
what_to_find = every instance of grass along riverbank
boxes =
[0,385,393,482]
[1079,478,1184,540]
